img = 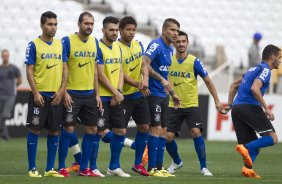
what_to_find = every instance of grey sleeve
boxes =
[14,65,21,78]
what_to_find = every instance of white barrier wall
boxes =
[207,94,282,142]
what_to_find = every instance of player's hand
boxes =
[161,79,172,92]
[220,105,231,115]
[96,95,103,111]
[140,88,151,96]
[51,90,64,106]
[34,92,44,107]
[215,101,224,113]
[138,79,148,91]
[110,98,118,107]
[265,108,275,121]
[113,91,124,104]
[172,94,181,109]
[63,92,73,109]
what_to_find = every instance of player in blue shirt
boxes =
[142,18,180,177]
[224,45,281,178]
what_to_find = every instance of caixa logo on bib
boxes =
[5,103,28,126]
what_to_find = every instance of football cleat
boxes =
[107,168,131,177]
[241,166,261,179]
[28,168,42,178]
[66,162,80,173]
[167,161,183,174]
[44,169,64,177]
[132,164,150,176]
[236,144,252,168]
[201,168,213,176]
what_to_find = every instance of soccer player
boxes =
[143,18,180,177]
[116,16,150,176]
[58,12,102,177]
[96,16,130,177]
[223,45,280,178]
[165,31,222,176]
[25,11,67,177]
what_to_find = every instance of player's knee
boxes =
[150,126,161,136]
[85,126,97,134]
[137,124,149,133]
[48,130,60,136]
[272,133,278,144]
[29,128,40,135]
[113,128,126,136]
[166,132,175,142]
[63,126,75,133]
[190,128,201,138]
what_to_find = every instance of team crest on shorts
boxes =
[32,116,40,125]
[154,113,161,122]
[66,113,74,123]
[97,118,105,128]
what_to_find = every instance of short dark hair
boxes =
[103,16,119,28]
[78,12,94,23]
[119,16,137,29]
[41,11,57,25]
[162,18,180,30]
[262,45,281,61]
[178,30,188,41]
[1,49,9,54]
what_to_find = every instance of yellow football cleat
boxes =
[44,169,64,177]
[149,169,168,177]
[159,168,176,177]
[28,169,42,178]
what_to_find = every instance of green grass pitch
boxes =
[0,138,281,184]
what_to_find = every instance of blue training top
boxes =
[233,62,271,106]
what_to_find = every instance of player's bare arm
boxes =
[26,64,44,107]
[97,64,123,104]
[203,75,223,112]
[223,76,243,114]
[251,79,274,120]
[94,63,102,111]
[143,55,171,91]
[51,62,68,106]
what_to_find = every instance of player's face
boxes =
[164,23,179,43]
[79,16,94,36]
[120,24,136,43]
[1,51,9,64]
[103,23,119,43]
[41,18,57,38]
[174,35,188,54]
[273,51,282,69]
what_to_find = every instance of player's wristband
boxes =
[118,89,123,94]
[169,90,175,96]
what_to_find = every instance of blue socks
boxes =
[246,136,274,151]
[58,129,72,170]
[134,131,149,165]
[80,134,96,171]
[69,133,81,164]
[166,140,182,165]
[27,132,38,171]
[147,135,159,170]
[194,136,206,170]
[90,134,101,170]
[156,137,166,169]
[109,133,125,170]
[46,134,59,171]
[245,136,274,163]
[102,131,113,143]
